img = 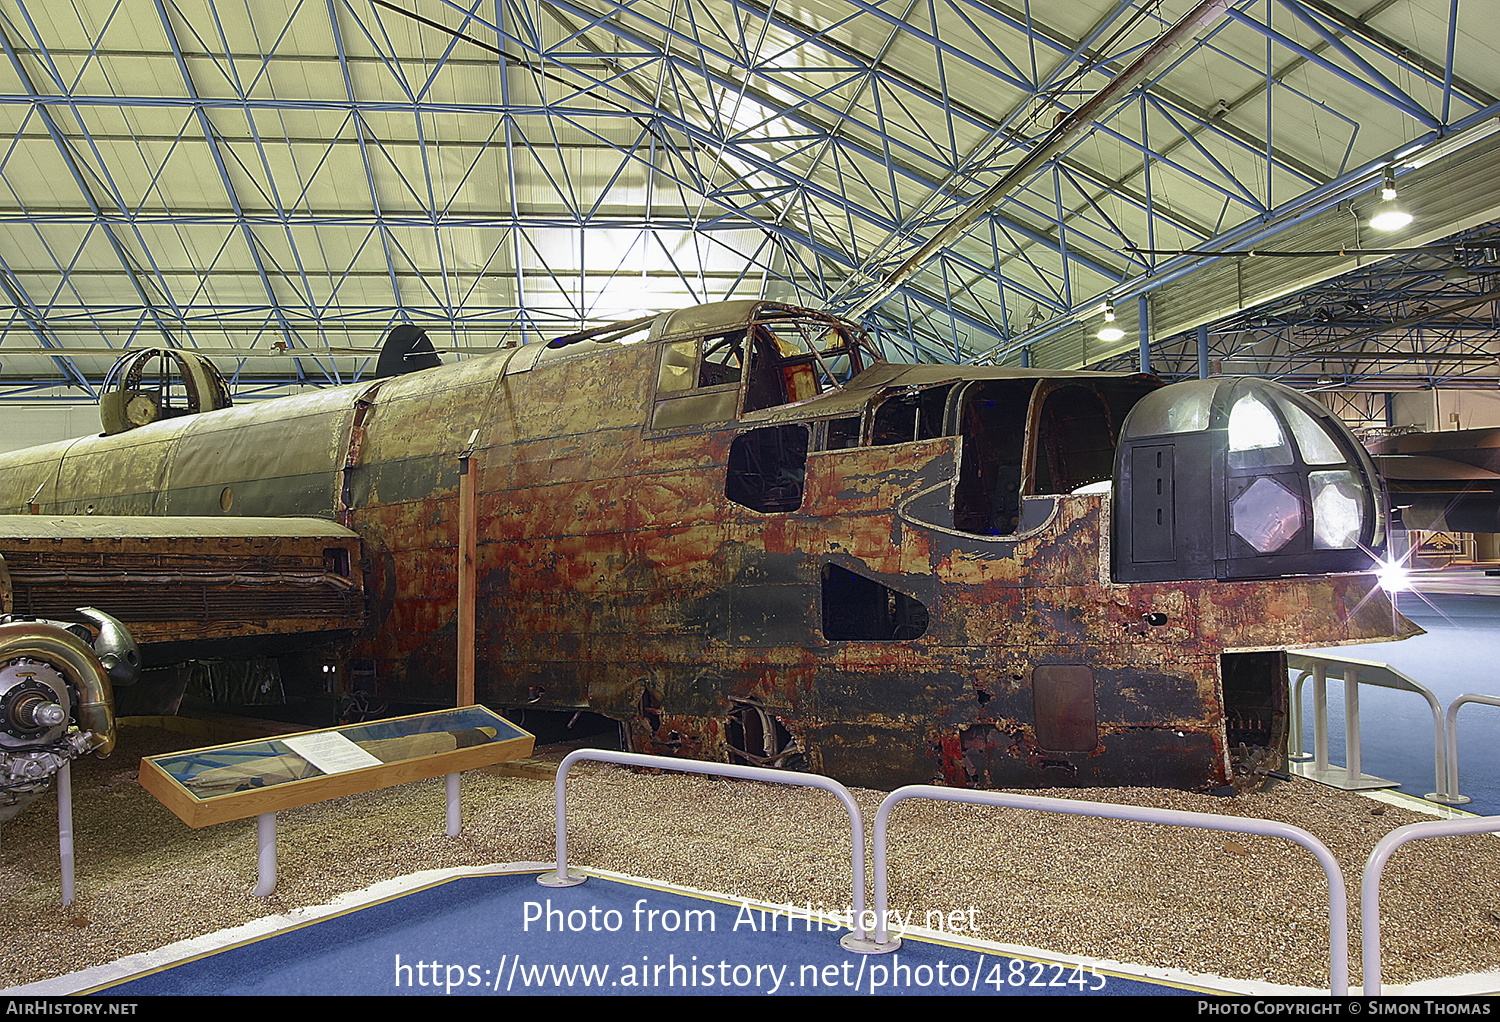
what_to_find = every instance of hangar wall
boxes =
[0,404,105,454]
[1391,390,1500,433]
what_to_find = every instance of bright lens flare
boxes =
[1375,554,1411,593]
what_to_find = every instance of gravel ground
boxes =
[2,724,1498,991]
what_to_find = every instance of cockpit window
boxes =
[650,309,879,429]
[698,331,747,388]
[952,379,1037,535]
[743,312,878,413]
[1030,383,1120,495]
[952,376,1158,537]
[651,332,750,429]
[658,340,697,394]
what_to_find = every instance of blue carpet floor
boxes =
[91,872,1196,996]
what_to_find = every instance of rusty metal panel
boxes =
[518,345,655,439]
[1032,665,1097,752]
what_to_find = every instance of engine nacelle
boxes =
[0,613,130,823]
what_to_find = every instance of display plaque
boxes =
[139,706,534,828]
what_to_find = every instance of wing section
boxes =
[0,516,364,663]
[1370,428,1500,532]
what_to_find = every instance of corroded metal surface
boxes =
[0,301,1414,790]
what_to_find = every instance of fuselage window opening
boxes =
[1027,382,1119,497]
[725,424,810,513]
[952,379,1036,536]
[820,563,930,641]
[870,386,952,447]
[949,377,1158,537]
[825,416,862,450]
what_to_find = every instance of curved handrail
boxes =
[1443,694,1500,803]
[1286,652,1448,798]
[1361,815,1500,994]
[538,749,874,945]
[872,785,1350,995]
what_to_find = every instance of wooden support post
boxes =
[457,429,479,707]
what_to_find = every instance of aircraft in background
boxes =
[1368,427,1500,535]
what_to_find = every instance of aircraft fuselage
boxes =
[0,301,1411,789]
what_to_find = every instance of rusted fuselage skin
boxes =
[0,301,1413,790]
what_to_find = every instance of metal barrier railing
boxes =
[1287,651,1450,800]
[868,785,1351,995]
[536,749,882,950]
[1442,694,1500,806]
[1361,815,1500,994]
[533,750,1496,994]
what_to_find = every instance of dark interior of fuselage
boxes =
[931,377,1158,536]
[1220,650,1290,780]
[688,316,1159,539]
[722,373,1157,536]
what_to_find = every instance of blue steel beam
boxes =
[0,0,1488,397]
[1295,0,1494,109]
[452,14,1095,332]
[1089,221,1500,387]
[474,0,1146,283]
[197,0,337,358]
[0,80,1180,303]
[0,9,183,346]
[7,1,205,337]
[0,248,95,394]
[327,0,406,332]
[152,0,341,386]
[1224,4,1439,129]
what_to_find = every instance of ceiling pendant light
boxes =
[1096,301,1125,342]
[1369,168,1413,232]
